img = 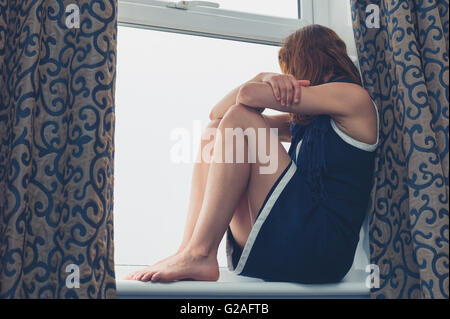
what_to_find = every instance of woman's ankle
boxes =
[176,246,186,254]
[184,243,217,260]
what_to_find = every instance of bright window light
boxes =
[114,26,284,267]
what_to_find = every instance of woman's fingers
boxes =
[278,80,288,106]
[298,80,311,87]
[284,77,295,106]
[265,75,311,107]
[269,79,281,101]
[289,77,301,104]
[292,79,310,104]
[294,79,311,105]
[279,77,293,106]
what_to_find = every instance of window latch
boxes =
[167,1,220,10]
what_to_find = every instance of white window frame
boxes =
[118,0,314,46]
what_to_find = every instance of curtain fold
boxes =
[351,0,449,298]
[0,0,117,298]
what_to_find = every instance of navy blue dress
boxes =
[226,74,379,283]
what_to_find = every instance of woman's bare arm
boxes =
[237,81,370,117]
[236,81,377,145]
[209,73,265,120]
[209,73,307,120]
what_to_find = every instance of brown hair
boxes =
[278,24,362,125]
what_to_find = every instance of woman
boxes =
[125,24,378,284]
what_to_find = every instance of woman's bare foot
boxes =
[123,245,190,280]
[124,250,219,283]
[124,253,177,280]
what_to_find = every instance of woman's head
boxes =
[278,24,362,124]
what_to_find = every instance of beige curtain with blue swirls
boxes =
[0,0,116,298]
[351,0,449,298]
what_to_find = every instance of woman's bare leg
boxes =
[124,118,253,280]
[135,105,291,282]
[178,120,253,252]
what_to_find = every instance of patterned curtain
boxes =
[0,0,117,298]
[351,0,449,298]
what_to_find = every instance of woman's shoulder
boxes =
[325,75,378,148]
[325,78,372,107]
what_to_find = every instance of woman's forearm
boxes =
[209,73,265,120]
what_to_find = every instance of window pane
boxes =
[115,26,283,267]
[217,0,298,18]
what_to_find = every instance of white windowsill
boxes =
[115,265,370,299]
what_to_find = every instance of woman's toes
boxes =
[134,271,146,281]
[141,271,155,282]
[151,272,161,282]
[125,271,140,280]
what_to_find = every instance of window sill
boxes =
[115,265,370,299]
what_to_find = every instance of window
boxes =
[118,0,311,45]
[114,0,359,267]
[114,26,287,266]
[214,0,299,18]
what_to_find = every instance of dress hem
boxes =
[227,161,298,275]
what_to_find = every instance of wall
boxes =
[313,0,357,58]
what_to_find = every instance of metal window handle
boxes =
[167,1,220,10]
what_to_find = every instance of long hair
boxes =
[278,24,362,125]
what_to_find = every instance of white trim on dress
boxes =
[330,99,380,152]
[233,161,298,275]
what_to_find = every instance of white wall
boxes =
[314,0,357,57]
[328,0,357,57]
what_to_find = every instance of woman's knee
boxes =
[201,119,221,141]
[207,119,221,129]
[220,104,263,129]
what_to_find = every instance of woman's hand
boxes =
[261,73,310,107]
